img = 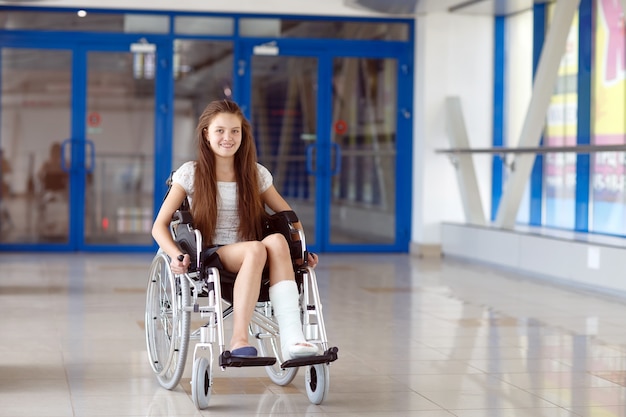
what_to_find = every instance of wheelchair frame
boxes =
[145,209,338,409]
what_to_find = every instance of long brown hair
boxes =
[192,99,266,245]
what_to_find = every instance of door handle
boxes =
[60,138,72,173]
[305,143,316,175]
[330,142,342,176]
[85,139,95,174]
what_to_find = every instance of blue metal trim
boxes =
[492,16,506,222]
[234,41,250,116]
[394,48,414,251]
[575,0,592,232]
[152,39,175,252]
[71,45,87,249]
[529,2,546,226]
[315,53,333,253]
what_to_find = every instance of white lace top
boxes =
[171,161,273,245]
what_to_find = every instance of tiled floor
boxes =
[2,252,626,416]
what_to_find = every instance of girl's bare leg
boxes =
[217,241,266,351]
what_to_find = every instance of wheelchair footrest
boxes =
[280,347,339,369]
[219,351,277,368]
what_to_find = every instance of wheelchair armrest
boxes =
[263,210,305,264]
[172,210,194,225]
[170,209,202,271]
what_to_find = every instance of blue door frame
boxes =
[0,33,171,252]
[238,38,413,253]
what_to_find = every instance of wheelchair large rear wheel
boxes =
[145,251,191,390]
[251,321,298,386]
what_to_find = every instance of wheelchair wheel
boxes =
[305,364,330,405]
[251,322,298,386]
[145,251,191,390]
[191,356,212,409]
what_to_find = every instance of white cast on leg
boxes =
[269,280,316,360]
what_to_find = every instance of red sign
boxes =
[87,112,101,127]
[334,119,347,134]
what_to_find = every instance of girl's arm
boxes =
[152,183,191,273]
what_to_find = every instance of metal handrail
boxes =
[436,144,626,155]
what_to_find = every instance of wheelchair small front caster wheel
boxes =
[305,363,329,405]
[191,356,211,409]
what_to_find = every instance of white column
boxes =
[445,97,486,225]
[495,0,580,228]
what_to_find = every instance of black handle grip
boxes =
[177,254,184,261]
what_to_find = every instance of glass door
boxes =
[0,47,73,246]
[83,47,156,247]
[329,57,398,246]
[250,54,319,246]
[0,41,159,250]
[247,43,407,252]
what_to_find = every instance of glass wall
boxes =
[590,0,626,235]
[0,8,413,251]
[543,7,579,229]
[501,0,626,238]
[508,10,534,224]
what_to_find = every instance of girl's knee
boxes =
[248,240,267,258]
[263,233,289,254]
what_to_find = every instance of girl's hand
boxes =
[307,252,319,268]
[170,253,190,274]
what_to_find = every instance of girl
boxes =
[152,99,319,360]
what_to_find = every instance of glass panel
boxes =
[506,10,534,223]
[174,16,234,35]
[543,8,578,229]
[330,57,397,244]
[85,51,155,245]
[172,40,234,170]
[123,14,169,34]
[240,18,408,40]
[590,0,626,235]
[0,11,169,33]
[251,56,318,246]
[0,48,71,243]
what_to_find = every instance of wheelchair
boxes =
[144,200,338,409]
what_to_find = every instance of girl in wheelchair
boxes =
[151,99,319,361]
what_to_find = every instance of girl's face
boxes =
[205,112,242,159]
